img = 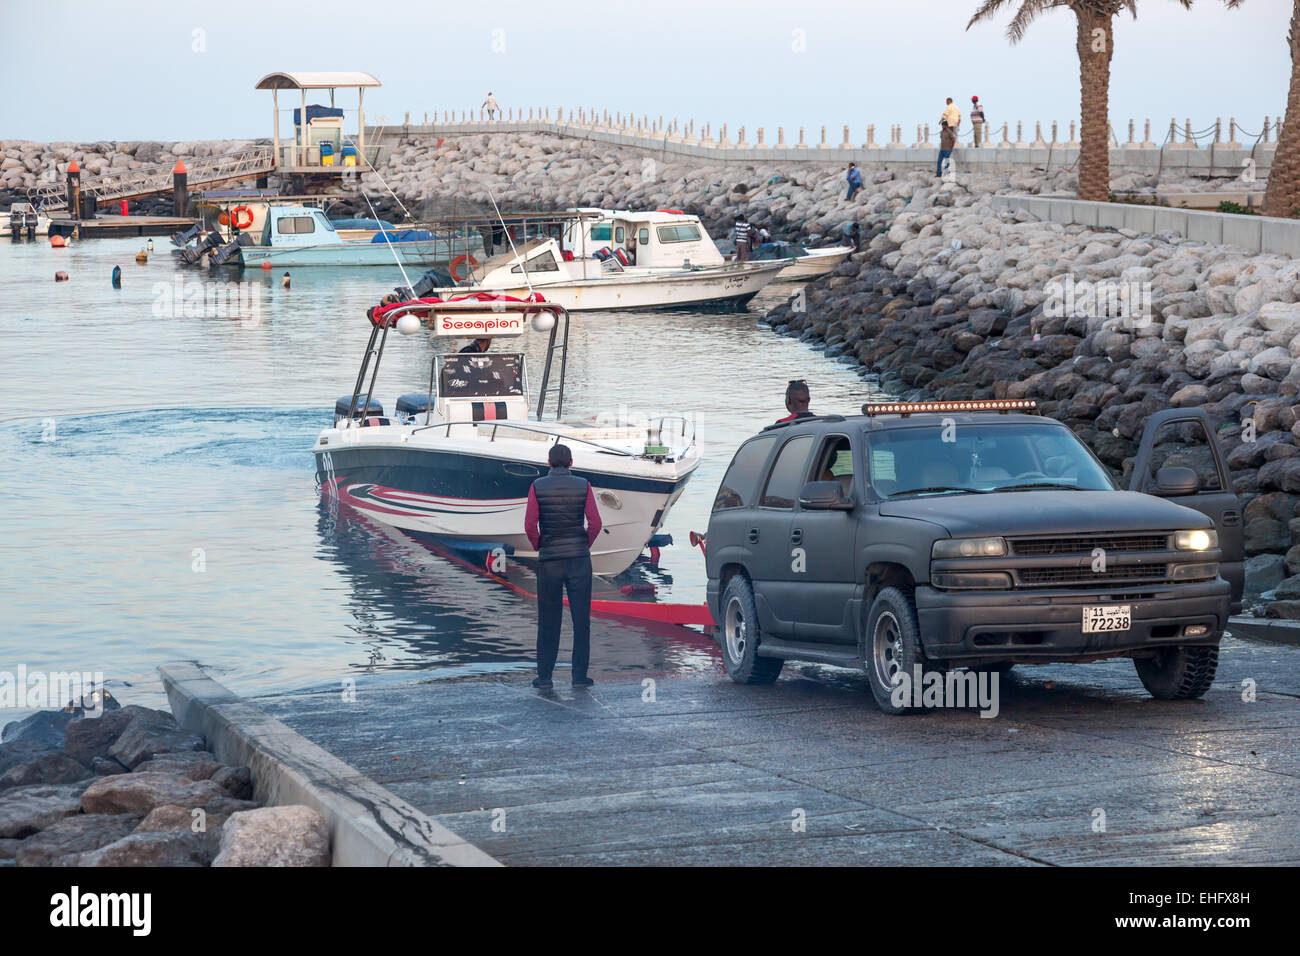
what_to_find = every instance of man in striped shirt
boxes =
[733,214,753,262]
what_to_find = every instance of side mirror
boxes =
[798,480,853,511]
[1154,466,1199,496]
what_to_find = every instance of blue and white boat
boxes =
[314,296,699,577]
[232,205,485,269]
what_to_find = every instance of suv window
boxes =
[1143,418,1224,491]
[713,436,776,511]
[760,435,815,509]
[811,435,854,497]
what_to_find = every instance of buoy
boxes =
[49,235,66,248]
[135,250,148,263]
[111,265,122,288]
[281,271,291,289]
[54,271,69,281]
[260,261,271,271]
[147,239,154,252]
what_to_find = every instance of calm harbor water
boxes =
[0,236,887,711]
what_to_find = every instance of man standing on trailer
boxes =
[524,444,603,689]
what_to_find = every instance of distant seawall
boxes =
[366,114,1278,180]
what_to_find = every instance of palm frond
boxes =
[1008,0,1072,42]
[967,0,1019,31]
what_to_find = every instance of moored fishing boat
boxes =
[313,295,700,577]
[175,203,485,268]
[411,208,784,311]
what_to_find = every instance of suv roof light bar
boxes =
[861,399,1038,417]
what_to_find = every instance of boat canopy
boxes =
[255,71,381,90]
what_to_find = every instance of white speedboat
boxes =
[415,209,784,311]
[313,296,700,577]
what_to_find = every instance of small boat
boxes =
[2,202,51,239]
[177,203,485,269]
[313,295,700,577]
[759,242,856,281]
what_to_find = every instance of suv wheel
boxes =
[720,574,783,685]
[863,586,929,714]
[1134,645,1218,700]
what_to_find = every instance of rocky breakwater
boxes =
[763,172,1300,616]
[1,139,267,215]
[0,692,329,867]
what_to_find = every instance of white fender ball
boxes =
[395,314,423,336]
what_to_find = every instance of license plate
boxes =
[1082,604,1131,633]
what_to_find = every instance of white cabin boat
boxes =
[314,297,700,576]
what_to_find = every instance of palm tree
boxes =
[1264,1,1300,217]
[968,1,1242,203]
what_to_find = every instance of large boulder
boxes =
[63,708,138,765]
[0,753,92,791]
[108,711,205,769]
[0,783,87,838]
[1244,553,1286,595]
[212,806,330,867]
[80,772,225,815]
[75,830,213,867]
[14,813,140,866]
[1,710,73,749]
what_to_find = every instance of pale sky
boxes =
[2,0,1291,144]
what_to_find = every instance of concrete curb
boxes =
[1228,615,1300,648]
[159,662,500,867]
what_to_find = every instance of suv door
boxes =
[749,433,817,635]
[1129,407,1244,612]
[793,433,861,643]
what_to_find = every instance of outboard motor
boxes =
[390,267,455,302]
[395,393,433,424]
[335,394,384,425]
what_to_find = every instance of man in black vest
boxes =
[524,443,603,689]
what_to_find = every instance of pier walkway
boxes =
[249,629,1300,866]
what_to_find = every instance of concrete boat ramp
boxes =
[167,630,1300,866]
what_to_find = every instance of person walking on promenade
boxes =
[845,161,863,200]
[776,380,814,423]
[941,97,962,135]
[482,92,500,120]
[937,120,956,178]
[733,213,753,262]
[524,444,602,689]
[970,96,986,148]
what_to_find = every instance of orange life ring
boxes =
[449,254,479,283]
[231,206,254,230]
[657,208,684,214]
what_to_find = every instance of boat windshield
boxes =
[440,353,525,398]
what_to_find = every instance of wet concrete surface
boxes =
[253,634,1300,865]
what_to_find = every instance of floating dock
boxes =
[48,214,200,239]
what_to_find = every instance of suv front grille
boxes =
[1017,564,1170,587]
[1010,533,1170,556]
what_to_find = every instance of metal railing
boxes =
[29,147,275,211]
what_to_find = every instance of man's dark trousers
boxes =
[536,555,593,681]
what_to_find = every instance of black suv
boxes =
[705,402,1243,714]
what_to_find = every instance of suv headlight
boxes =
[1175,529,1218,552]
[931,536,1008,559]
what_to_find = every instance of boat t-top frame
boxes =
[344,298,571,425]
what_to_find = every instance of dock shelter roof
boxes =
[255,72,381,90]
